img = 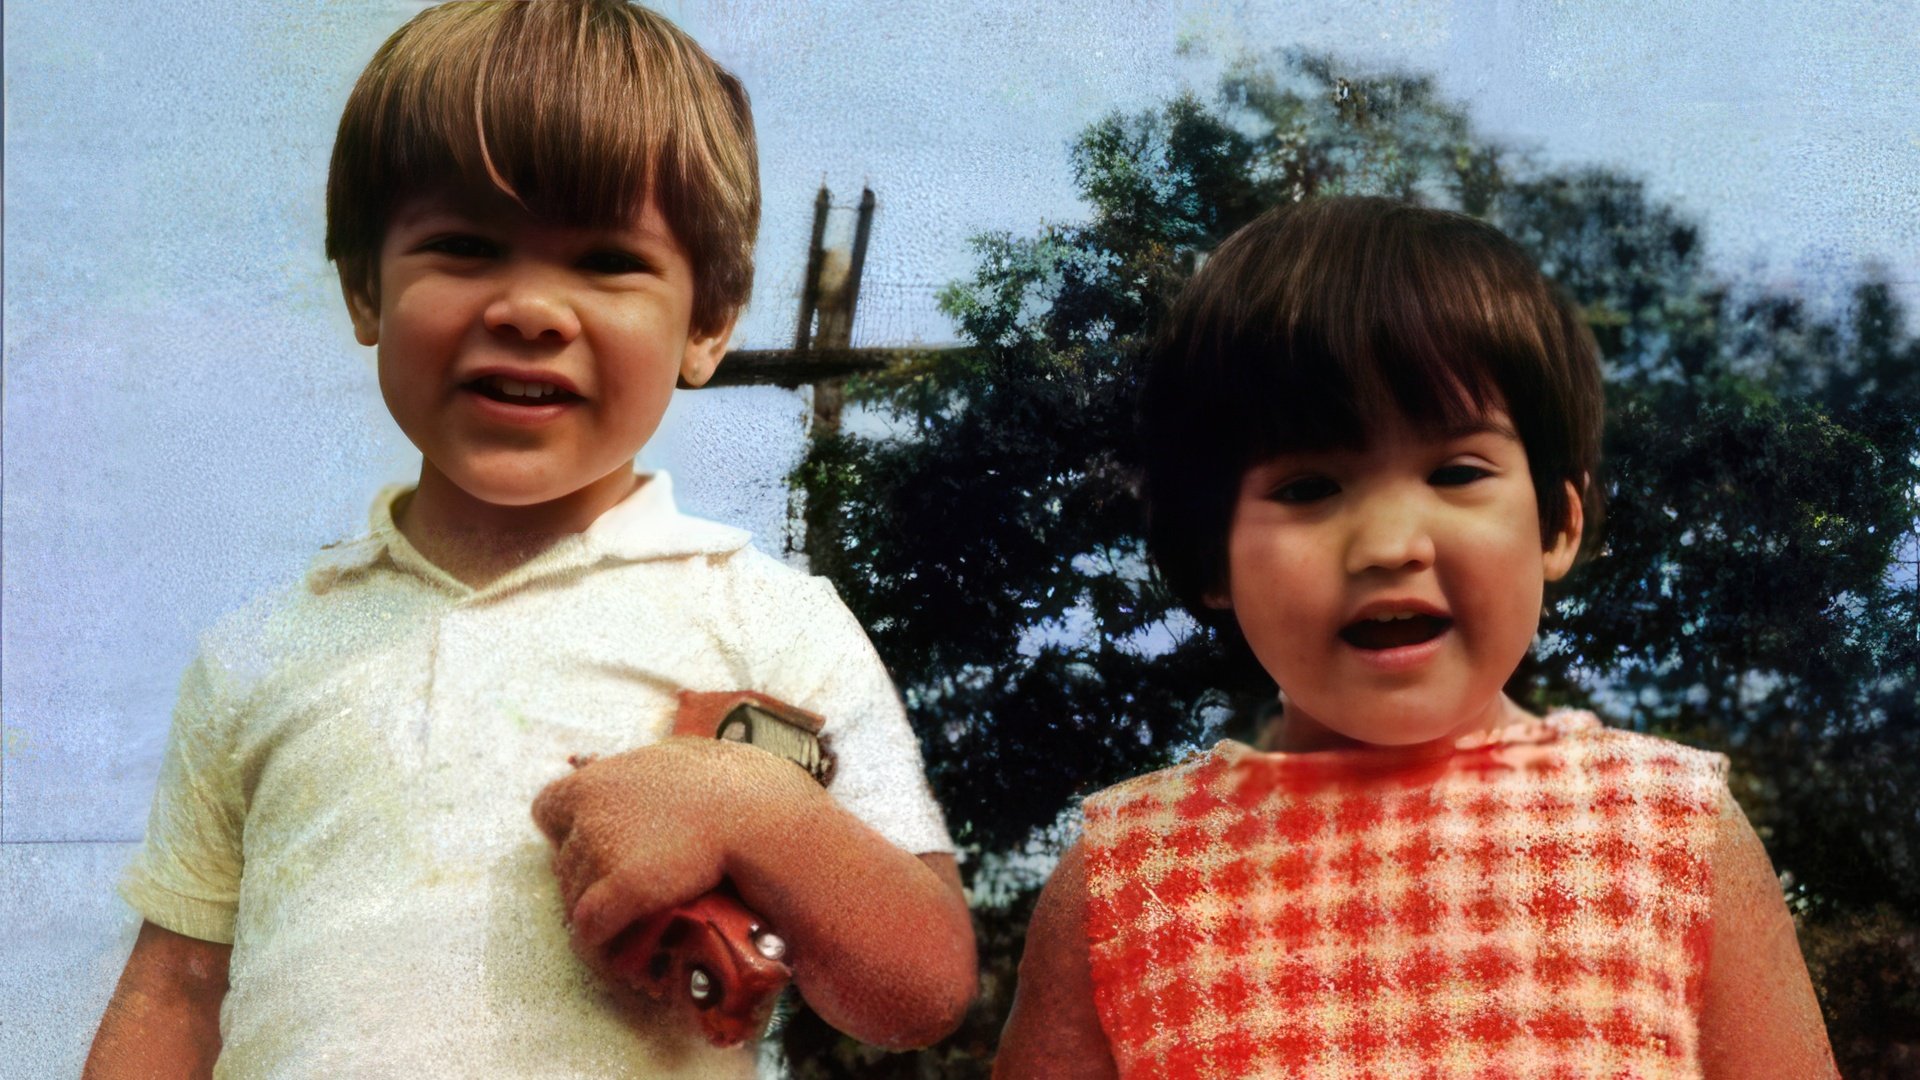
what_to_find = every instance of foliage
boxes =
[785,50,1920,1076]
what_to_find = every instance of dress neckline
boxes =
[1210,709,1602,775]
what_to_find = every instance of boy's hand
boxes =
[532,731,976,1050]
[531,736,822,957]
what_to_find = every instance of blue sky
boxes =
[664,0,1920,346]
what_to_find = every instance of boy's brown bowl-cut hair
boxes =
[326,0,758,337]
[1139,196,1605,626]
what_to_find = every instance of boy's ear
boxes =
[340,272,380,348]
[1543,477,1585,582]
[677,312,739,390]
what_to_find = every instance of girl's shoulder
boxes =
[1536,709,1731,791]
[1080,742,1243,824]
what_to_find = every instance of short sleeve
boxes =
[753,574,955,857]
[119,647,246,944]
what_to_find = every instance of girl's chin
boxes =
[1279,699,1500,752]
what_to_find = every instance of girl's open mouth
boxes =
[1339,614,1453,651]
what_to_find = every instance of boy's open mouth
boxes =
[1339,613,1452,650]
[466,375,583,406]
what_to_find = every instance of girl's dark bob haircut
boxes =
[1140,196,1605,624]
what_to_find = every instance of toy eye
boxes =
[688,966,715,1005]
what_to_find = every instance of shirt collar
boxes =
[305,472,752,594]
[581,472,754,562]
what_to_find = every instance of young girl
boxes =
[994,198,1836,1079]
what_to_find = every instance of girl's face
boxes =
[1217,409,1582,750]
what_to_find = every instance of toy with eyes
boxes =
[599,691,832,1047]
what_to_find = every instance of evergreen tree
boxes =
[785,51,1920,1077]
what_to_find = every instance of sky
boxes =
[665,0,1920,347]
[4,0,1917,843]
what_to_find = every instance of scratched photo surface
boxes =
[4,2,1916,1076]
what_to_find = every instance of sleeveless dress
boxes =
[1080,713,1727,1080]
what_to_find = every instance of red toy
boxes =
[595,691,831,1047]
[602,888,794,1047]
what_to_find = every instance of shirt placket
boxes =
[421,596,489,814]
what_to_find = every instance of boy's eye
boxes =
[579,250,654,275]
[1430,464,1490,486]
[421,234,496,259]
[1270,476,1339,504]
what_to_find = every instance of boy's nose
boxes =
[483,278,581,344]
[1344,500,1436,576]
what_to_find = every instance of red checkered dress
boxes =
[1081,712,1726,1079]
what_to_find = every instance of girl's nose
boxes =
[1344,498,1436,576]
[483,274,581,343]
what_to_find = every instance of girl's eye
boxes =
[421,235,496,259]
[1431,464,1490,486]
[1270,476,1339,504]
[580,250,653,275]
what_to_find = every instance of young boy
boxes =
[994,198,1833,1077]
[86,4,974,1076]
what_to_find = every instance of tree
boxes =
[785,50,1920,1077]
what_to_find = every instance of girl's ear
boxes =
[1543,477,1586,581]
[341,273,379,348]
[677,312,739,389]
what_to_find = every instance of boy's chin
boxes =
[430,465,632,512]
[442,473,568,507]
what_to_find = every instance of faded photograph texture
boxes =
[5,2,1916,1076]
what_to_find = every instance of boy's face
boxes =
[1216,409,1581,749]
[344,188,732,510]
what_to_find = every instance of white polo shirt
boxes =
[122,473,953,1079]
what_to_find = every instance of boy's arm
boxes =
[1697,792,1838,1079]
[84,920,230,1080]
[994,839,1118,1079]
[532,737,976,1050]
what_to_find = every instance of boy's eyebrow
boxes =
[387,199,472,231]
[387,195,674,249]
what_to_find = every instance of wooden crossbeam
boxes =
[703,347,892,389]
[703,345,963,389]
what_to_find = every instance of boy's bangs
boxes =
[331,0,760,332]
[377,4,664,228]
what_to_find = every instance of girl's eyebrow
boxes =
[1439,419,1521,442]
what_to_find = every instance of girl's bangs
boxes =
[1224,214,1519,469]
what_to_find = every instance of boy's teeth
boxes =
[1370,612,1421,622]
[487,376,559,399]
